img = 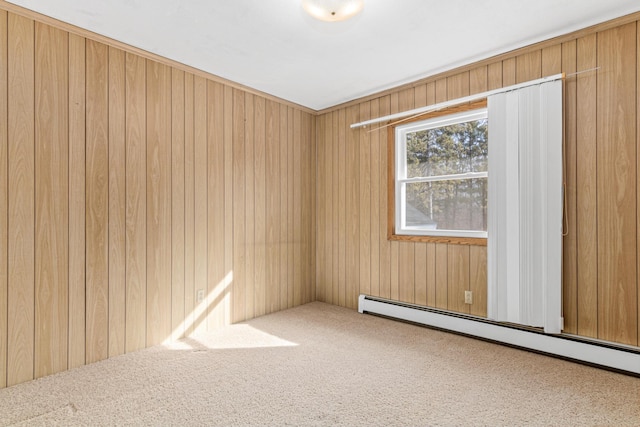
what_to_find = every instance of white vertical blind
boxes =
[487,80,563,334]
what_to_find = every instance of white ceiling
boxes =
[7,0,640,110]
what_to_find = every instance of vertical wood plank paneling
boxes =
[184,73,195,334]
[7,12,34,387]
[279,104,288,310]
[425,243,436,307]
[435,244,448,310]
[301,112,310,302]
[124,53,146,352]
[254,96,266,315]
[502,58,516,87]
[287,107,295,308]
[244,93,255,318]
[107,47,126,357]
[266,100,280,312]
[331,112,338,304]
[516,50,542,83]
[414,244,427,306]
[359,101,371,298]
[146,61,172,346]
[310,114,317,301]
[0,4,322,388]
[171,69,185,339]
[369,99,380,299]
[561,40,578,334]
[0,9,7,388]
[469,66,487,96]
[397,88,415,304]
[346,105,359,308]
[207,81,225,329]
[222,84,233,325]
[337,109,346,306]
[34,22,69,378]
[378,96,391,300]
[315,114,326,302]
[389,93,400,302]
[576,34,598,338]
[469,246,487,316]
[233,88,246,322]
[85,39,109,365]
[447,245,470,314]
[487,62,502,90]
[597,23,637,346]
[325,112,335,303]
[193,75,207,330]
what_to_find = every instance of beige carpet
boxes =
[0,302,638,426]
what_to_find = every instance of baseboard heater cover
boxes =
[358,295,640,375]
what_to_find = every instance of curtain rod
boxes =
[350,73,565,130]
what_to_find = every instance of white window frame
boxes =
[394,108,488,239]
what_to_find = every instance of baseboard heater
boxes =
[358,295,640,376]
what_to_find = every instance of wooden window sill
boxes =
[388,233,487,246]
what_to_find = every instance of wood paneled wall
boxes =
[316,18,640,348]
[0,10,316,388]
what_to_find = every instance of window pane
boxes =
[406,118,488,178]
[404,178,487,232]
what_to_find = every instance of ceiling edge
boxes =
[0,0,318,115]
[317,9,640,115]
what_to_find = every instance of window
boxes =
[390,102,488,243]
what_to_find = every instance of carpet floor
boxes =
[0,302,638,426]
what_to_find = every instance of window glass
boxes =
[395,108,488,238]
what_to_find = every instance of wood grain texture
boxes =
[108,46,126,357]
[435,244,448,310]
[0,6,319,389]
[369,99,381,299]
[222,84,233,326]
[516,50,542,83]
[254,96,267,315]
[279,104,288,310]
[388,93,400,302]
[329,111,338,304]
[414,243,427,306]
[346,105,359,309]
[171,69,185,340]
[502,58,516,87]
[85,39,109,364]
[68,33,85,369]
[576,34,598,338]
[447,245,470,314]
[359,101,371,297]
[244,93,255,318]
[266,99,280,312]
[315,114,326,303]
[184,73,195,335]
[125,52,147,353]
[378,96,391,300]
[287,107,295,309]
[34,22,69,378]
[337,109,346,306]
[207,81,225,329]
[561,40,578,335]
[0,9,7,388]
[469,245,487,317]
[596,23,637,346]
[146,60,172,346]
[193,75,207,330]
[232,88,246,323]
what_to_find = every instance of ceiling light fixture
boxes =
[302,0,364,22]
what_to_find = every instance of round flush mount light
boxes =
[302,0,364,22]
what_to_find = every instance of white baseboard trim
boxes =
[358,294,640,375]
